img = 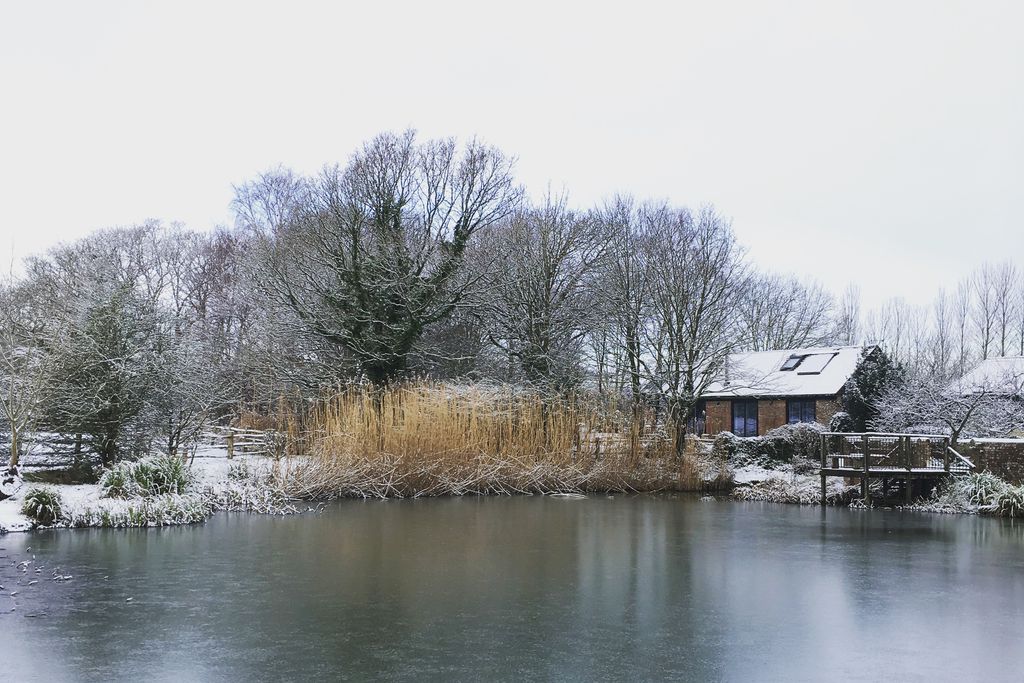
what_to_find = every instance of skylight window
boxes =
[780,354,805,371]
[796,352,837,375]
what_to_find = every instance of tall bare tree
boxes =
[641,205,747,450]
[479,195,608,390]
[972,264,997,360]
[595,196,652,417]
[992,261,1018,357]
[736,274,833,351]
[833,283,861,346]
[234,130,522,384]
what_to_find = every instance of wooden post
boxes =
[862,433,870,504]
[820,472,827,508]
[820,433,826,469]
[943,437,950,473]
[227,431,235,460]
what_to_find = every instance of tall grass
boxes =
[276,382,719,499]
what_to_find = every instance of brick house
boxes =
[695,345,874,437]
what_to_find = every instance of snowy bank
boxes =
[0,450,299,534]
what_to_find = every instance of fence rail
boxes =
[200,426,287,458]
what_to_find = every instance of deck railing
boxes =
[819,432,973,474]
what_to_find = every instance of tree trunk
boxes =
[8,425,19,473]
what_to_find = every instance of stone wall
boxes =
[959,439,1024,484]
[757,400,787,436]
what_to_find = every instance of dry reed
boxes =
[273,382,727,499]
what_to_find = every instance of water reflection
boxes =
[4,497,1024,681]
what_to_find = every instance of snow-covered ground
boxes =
[0,447,273,533]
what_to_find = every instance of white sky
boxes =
[1,1,1021,310]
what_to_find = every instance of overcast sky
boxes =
[1,1,1021,311]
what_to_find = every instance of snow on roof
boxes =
[703,345,868,399]
[951,356,1024,397]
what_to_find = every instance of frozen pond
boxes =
[4,496,1024,681]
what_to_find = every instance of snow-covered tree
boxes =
[0,280,49,473]
[873,376,1024,445]
[840,347,904,431]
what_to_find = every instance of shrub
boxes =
[954,471,1009,507]
[828,411,854,432]
[21,486,65,526]
[228,461,251,482]
[100,455,196,498]
[713,423,825,468]
[990,486,1024,518]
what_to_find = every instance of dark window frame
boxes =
[786,398,816,424]
[732,400,759,437]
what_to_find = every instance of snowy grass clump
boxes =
[100,454,196,498]
[227,460,251,481]
[957,471,1010,507]
[918,471,1024,517]
[731,475,855,506]
[20,485,65,526]
[67,494,213,528]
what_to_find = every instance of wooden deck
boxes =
[819,432,975,505]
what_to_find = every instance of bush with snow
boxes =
[100,454,196,498]
[828,411,854,432]
[227,460,251,482]
[990,486,1024,518]
[712,422,825,468]
[955,471,1009,507]
[919,471,1024,517]
[21,485,65,526]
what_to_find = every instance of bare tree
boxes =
[234,130,522,384]
[479,195,608,391]
[595,196,652,418]
[953,280,973,377]
[641,205,747,451]
[833,283,861,346]
[992,261,1018,357]
[972,264,997,360]
[929,288,954,381]
[736,273,833,351]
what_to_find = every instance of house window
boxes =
[732,400,758,437]
[787,399,816,424]
[780,354,805,371]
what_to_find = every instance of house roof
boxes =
[703,345,869,399]
[952,356,1024,396]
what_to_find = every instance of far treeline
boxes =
[2,130,1023,470]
